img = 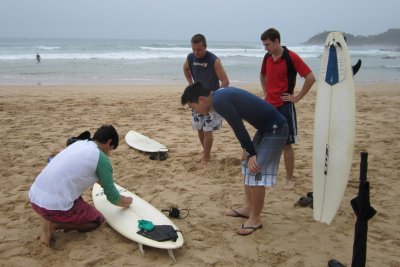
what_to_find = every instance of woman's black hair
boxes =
[92,124,119,149]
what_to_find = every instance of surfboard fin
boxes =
[138,243,145,256]
[352,59,362,76]
[342,34,362,76]
[138,243,177,263]
[168,249,177,263]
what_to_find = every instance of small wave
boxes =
[140,46,189,51]
[116,78,153,81]
[37,46,60,50]
[384,65,400,69]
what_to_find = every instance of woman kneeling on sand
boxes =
[28,125,132,246]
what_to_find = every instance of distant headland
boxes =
[303,28,400,50]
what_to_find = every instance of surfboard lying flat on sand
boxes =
[125,130,168,153]
[125,130,168,160]
[92,183,184,261]
[312,32,356,225]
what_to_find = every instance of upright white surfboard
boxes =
[313,32,356,225]
[92,183,184,261]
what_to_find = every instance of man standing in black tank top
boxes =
[183,34,230,167]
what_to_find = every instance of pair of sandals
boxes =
[229,209,263,236]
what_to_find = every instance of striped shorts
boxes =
[242,125,288,186]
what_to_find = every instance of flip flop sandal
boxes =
[237,224,263,236]
[228,208,249,218]
[295,196,313,207]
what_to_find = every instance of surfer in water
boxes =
[260,28,316,190]
[36,53,41,63]
[181,83,288,235]
[183,34,229,168]
[29,125,133,246]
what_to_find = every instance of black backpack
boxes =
[66,131,91,146]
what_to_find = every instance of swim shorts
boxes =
[242,125,288,186]
[277,102,297,144]
[31,197,104,225]
[191,110,222,131]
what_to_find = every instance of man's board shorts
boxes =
[31,197,104,225]
[191,110,222,131]
[276,102,297,144]
[242,125,288,186]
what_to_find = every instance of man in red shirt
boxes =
[260,28,316,190]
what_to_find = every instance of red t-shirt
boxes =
[260,50,311,107]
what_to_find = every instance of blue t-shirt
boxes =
[187,51,220,91]
[212,87,287,156]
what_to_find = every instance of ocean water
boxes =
[0,38,399,85]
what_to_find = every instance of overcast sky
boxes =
[1,0,399,44]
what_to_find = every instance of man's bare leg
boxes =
[226,185,251,217]
[198,131,213,167]
[196,130,205,163]
[283,144,295,190]
[236,185,265,235]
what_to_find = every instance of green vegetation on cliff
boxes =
[304,29,400,47]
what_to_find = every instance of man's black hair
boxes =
[181,82,211,105]
[92,124,119,149]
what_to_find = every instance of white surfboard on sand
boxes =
[125,130,168,160]
[92,183,184,261]
[125,130,168,153]
[312,32,356,225]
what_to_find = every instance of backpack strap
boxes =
[282,46,297,94]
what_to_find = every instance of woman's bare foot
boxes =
[41,220,56,247]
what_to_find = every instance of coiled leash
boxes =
[162,207,189,219]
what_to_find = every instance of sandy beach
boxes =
[0,82,399,266]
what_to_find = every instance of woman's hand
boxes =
[118,195,133,208]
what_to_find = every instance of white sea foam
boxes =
[37,46,60,50]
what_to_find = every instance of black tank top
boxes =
[187,51,220,91]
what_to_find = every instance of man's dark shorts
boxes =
[277,102,297,144]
